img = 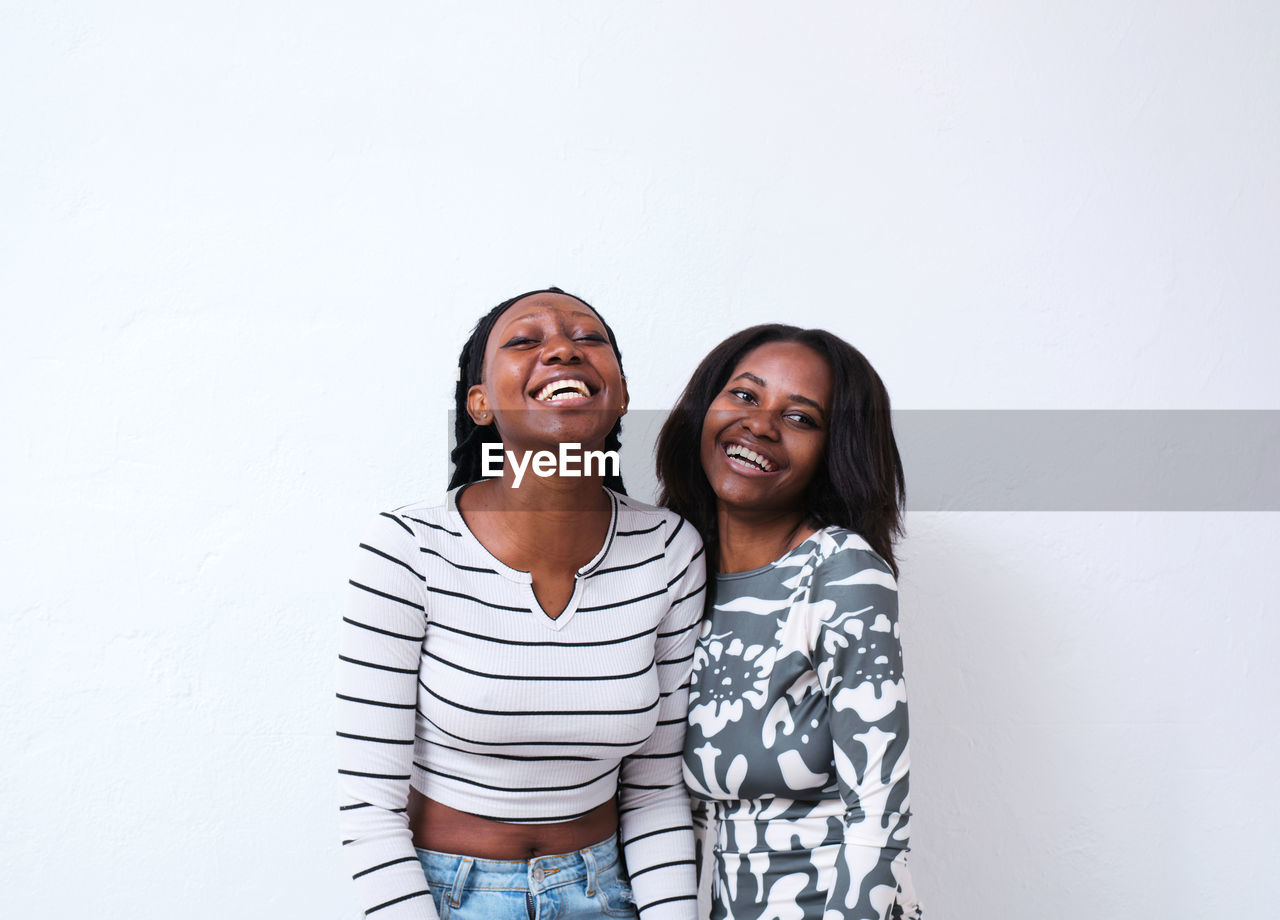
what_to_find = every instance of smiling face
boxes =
[467,292,627,452]
[699,340,833,516]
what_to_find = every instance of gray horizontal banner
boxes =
[894,410,1280,511]
[447,410,1280,511]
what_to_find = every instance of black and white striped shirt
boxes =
[338,486,706,919]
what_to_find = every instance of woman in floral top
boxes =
[656,325,923,920]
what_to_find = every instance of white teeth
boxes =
[724,443,775,472]
[534,379,591,401]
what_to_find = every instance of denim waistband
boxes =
[414,835,620,908]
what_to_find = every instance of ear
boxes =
[618,376,630,419]
[467,384,493,426]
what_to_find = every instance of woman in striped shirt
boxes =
[338,289,705,920]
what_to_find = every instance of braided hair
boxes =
[448,287,628,494]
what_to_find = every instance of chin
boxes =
[527,417,614,444]
[710,480,766,510]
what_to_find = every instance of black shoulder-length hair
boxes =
[448,287,627,494]
[656,324,905,576]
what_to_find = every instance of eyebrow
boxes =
[504,308,601,324]
[730,372,827,415]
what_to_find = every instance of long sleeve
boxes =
[689,795,715,918]
[337,512,438,920]
[617,516,706,920]
[808,539,915,920]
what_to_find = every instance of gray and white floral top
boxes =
[683,526,922,920]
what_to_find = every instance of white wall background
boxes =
[3,2,1277,917]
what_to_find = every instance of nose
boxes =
[541,332,583,365]
[740,408,779,441]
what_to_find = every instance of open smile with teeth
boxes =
[533,378,594,402]
[723,442,778,472]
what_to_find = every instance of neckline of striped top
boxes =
[445,483,621,585]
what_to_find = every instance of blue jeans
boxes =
[414,835,638,920]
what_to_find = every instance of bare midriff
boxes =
[409,790,619,859]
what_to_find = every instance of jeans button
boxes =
[532,866,544,882]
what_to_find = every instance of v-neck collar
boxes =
[446,484,620,629]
